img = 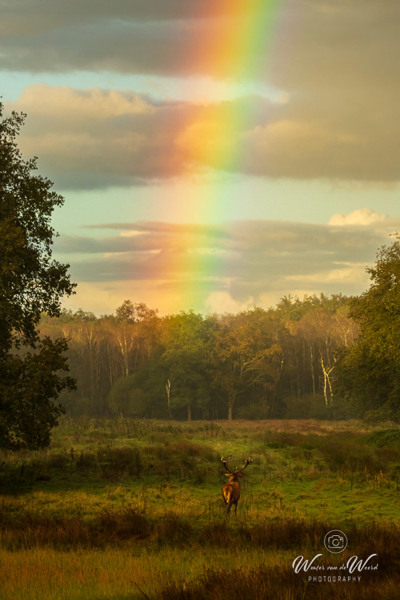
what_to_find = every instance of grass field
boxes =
[0,417,399,599]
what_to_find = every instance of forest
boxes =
[35,293,364,422]
[40,232,400,426]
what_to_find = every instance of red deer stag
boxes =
[221,456,253,515]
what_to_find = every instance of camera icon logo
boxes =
[324,530,348,554]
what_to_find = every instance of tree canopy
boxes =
[0,104,75,448]
[336,237,400,422]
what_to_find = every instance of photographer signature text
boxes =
[292,553,378,574]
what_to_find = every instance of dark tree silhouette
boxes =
[0,104,75,448]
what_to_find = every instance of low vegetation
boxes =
[0,417,399,599]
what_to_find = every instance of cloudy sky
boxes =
[3,0,400,315]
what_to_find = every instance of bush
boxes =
[365,429,400,448]
[76,451,98,473]
[317,438,382,474]
[153,513,193,545]
[97,446,143,479]
[99,507,150,540]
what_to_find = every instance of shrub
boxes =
[99,507,150,540]
[153,513,193,545]
[76,451,98,473]
[365,429,400,448]
[97,446,143,479]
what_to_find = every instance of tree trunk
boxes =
[187,403,192,421]
[310,346,316,395]
[166,379,172,418]
[320,355,335,406]
[322,369,328,406]
[227,395,234,421]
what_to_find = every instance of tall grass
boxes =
[161,564,399,600]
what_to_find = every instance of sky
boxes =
[2,0,400,315]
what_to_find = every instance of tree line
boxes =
[39,294,360,421]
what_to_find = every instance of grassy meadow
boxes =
[0,417,399,599]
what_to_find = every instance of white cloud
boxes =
[286,266,368,285]
[204,292,255,315]
[329,208,387,226]
[16,84,153,119]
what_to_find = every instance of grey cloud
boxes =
[6,0,400,185]
[11,87,282,189]
[1,0,235,36]
[54,224,230,254]
[68,255,160,283]
[0,22,197,76]
[53,235,154,254]
[1,0,399,89]
[55,220,393,307]
[0,4,254,77]
[11,79,400,186]
[12,82,400,187]
[271,0,400,93]
[84,221,231,238]
[12,87,196,188]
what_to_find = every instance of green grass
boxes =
[0,417,399,599]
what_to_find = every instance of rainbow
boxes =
[179,0,283,174]
[152,1,285,313]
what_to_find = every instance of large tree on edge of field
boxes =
[0,104,76,449]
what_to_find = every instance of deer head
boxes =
[221,456,253,480]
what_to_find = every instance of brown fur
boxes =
[222,473,243,515]
[221,457,252,516]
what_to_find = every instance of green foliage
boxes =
[336,237,400,421]
[116,299,158,323]
[209,308,288,419]
[161,312,213,419]
[284,394,325,419]
[365,429,400,448]
[40,295,360,421]
[276,293,349,322]
[107,375,148,417]
[0,104,75,449]
[0,106,74,352]
[0,338,75,449]
[107,360,169,418]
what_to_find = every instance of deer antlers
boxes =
[221,456,253,474]
[221,456,233,474]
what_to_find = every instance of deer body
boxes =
[221,457,252,515]
[222,473,242,515]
